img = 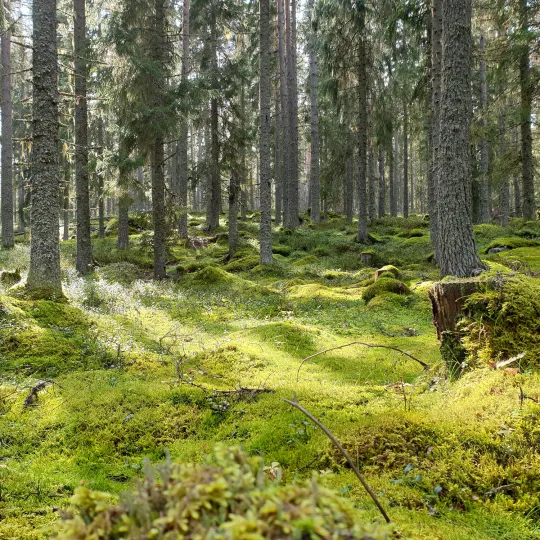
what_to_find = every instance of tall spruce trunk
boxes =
[274,87,282,225]
[437,0,482,277]
[284,0,299,228]
[228,171,240,258]
[1,0,14,248]
[28,0,62,295]
[477,34,490,224]
[277,0,289,226]
[63,158,70,241]
[206,8,221,231]
[368,140,377,221]
[512,129,522,217]
[74,0,93,273]
[259,0,272,264]
[390,131,398,216]
[151,0,167,279]
[519,0,535,221]
[308,0,320,223]
[430,0,442,259]
[97,116,105,237]
[355,38,369,243]
[403,100,409,218]
[344,155,353,222]
[499,100,509,227]
[178,0,190,238]
[117,141,130,250]
[378,146,385,217]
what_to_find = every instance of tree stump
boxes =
[428,280,482,378]
[360,251,373,265]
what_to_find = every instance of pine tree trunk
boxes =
[378,146,385,218]
[477,34,490,224]
[355,39,369,243]
[308,0,320,223]
[97,117,105,238]
[206,8,221,231]
[259,0,272,264]
[74,0,92,273]
[274,87,282,225]
[368,140,377,221]
[63,157,70,241]
[403,99,409,218]
[178,0,190,238]
[499,99,509,227]
[437,0,482,277]
[519,0,535,221]
[117,192,130,249]
[27,0,62,296]
[390,131,398,217]
[512,129,522,217]
[228,171,240,258]
[277,0,289,227]
[430,0,442,259]
[1,0,14,248]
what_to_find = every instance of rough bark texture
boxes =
[403,100,409,218]
[27,0,62,296]
[117,192,130,250]
[274,88,282,226]
[284,0,299,229]
[477,35,490,224]
[512,129,522,217]
[344,155,353,222]
[519,0,535,221]
[277,0,289,227]
[62,158,70,241]
[228,171,240,258]
[151,0,167,279]
[308,0,320,223]
[499,100,509,227]
[437,0,482,278]
[378,146,385,218]
[178,0,190,238]
[390,131,398,217]
[355,39,369,244]
[368,140,377,221]
[74,0,93,273]
[206,8,221,231]
[430,0,441,260]
[1,0,14,248]
[97,117,105,238]
[259,0,272,264]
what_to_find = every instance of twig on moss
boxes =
[519,387,540,407]
[23,379,61,408]
[296,342,429,382]
[283,393,391,524]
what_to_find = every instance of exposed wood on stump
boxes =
[429,280,481,377]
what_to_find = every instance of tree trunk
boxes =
[512,129,522,217]
[117,192,130,249]
[430,0,442,259]
[344,155,353,222]
[437,0,482,277]
[1,0,14,248]
[499,99,509,227]
[368,139,377,221]
[378,146,385,218]
[274,87,282,225]
[206,8,221,231]
[259,0,272,264]
[63,157,70,241]
[27,0,62,296]
[277,0,289,227]
[228,171,240,258]
[284,0,299,229]
[477,34,490,224]
[355,39,369,244]
[178,0,190,238]
[308,0,320,223]
[390,131,398,216]
[403,100,409,218]
[74,0,92,273]
[97,117,105,238]
[519,0,535,221]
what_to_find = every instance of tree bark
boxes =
[344,155,353,222]
[477,34,490,224]
[437,0,482,277]
[228,171,240,258]
[390,130,398,217]
[74,0,93,273]
[512,129,522,217]
[1,0,14,248]
[97,116,105,238]
[355,38,369,243]
[403,99,409,218]
[27,0,62,296]
[63,157,70,241]
[368,139,377,221]
[259,0,272,264]
[519,0,535,221]
[499,99,509,227]
[178,0,190,238]
[378,146,385,218]
[308,0,320,223]
[274,86,282,225]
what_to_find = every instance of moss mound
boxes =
[98,262,144,285]
[375,265,401,280]
[293,255,318,266]
[192,266,235,284]
[273,244,293,256]
[57,447,389,539]
[225,255,261,272]
[485,237,540,254]
[362,277,411,304]
[460,275,540,366]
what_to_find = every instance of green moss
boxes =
[272,244,293,256]
[293,255,318,266]
[484,237,540,253]
[225,255,261,272]
[98,263,144,285]
[362,277,411,304]
[192,266,235,284]
[376,265,401,279]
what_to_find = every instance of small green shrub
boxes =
[362,277,411,304]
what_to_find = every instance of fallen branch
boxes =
[23,380,61,408]
[519,387,540,407]
[283,393,391,524]
[296,342,429,382]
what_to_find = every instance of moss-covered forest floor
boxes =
[1,214,540,539]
